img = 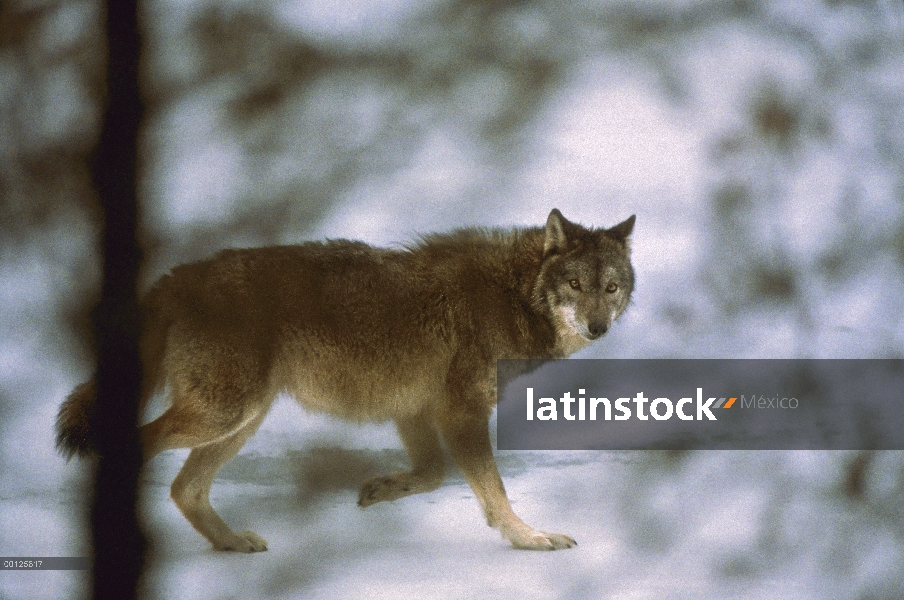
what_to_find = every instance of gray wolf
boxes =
[56,209,635,552]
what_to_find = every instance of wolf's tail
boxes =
[56,274,177,460]
[56,379,98,459]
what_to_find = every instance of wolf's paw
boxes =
[358,475,406,507]
[214,530,268,553]
[359,470,444,507]
[506,528,577,551]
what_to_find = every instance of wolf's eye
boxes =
[568,279,581,291]
[606,282,619,293]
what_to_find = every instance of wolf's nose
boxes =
[587,322,608,338]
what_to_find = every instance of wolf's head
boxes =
[535,209,635,353]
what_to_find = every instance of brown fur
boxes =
[56,209,635,552]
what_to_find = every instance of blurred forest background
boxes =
[2,0,904,598]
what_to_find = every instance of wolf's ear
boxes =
[607,214,636,243]
[544,209,569,256]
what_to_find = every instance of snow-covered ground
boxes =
[4,404,903,599]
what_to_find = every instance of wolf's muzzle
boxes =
[587,322,608,339]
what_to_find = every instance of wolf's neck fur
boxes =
[415,226,546,301]
[413,226,564,357]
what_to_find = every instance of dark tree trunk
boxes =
[90,0,146,597]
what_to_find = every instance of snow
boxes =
[4,417,900,599]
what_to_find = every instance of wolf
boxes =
[56,208,635,552]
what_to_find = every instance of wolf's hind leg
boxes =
[358,412,446,507]
[167,406,270,552]
[439,412,576,550]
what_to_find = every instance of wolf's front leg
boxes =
[439,411,576,550]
